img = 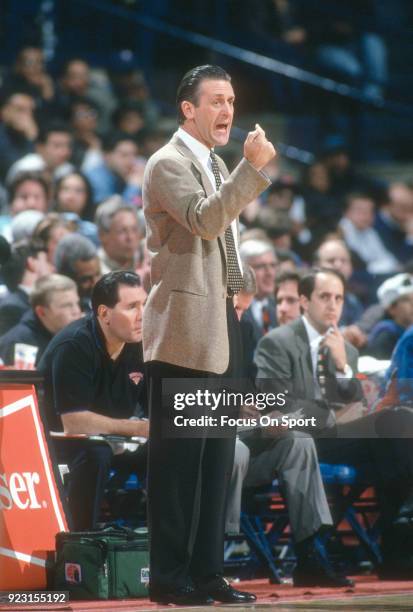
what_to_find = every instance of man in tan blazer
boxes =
[143,64,275,605]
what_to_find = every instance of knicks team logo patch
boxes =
[65,562,82,584]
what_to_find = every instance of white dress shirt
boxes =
[302,315,352,399]
[177,127,243,273]
[339,217,399,274]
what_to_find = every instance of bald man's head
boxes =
[315,240,352,280]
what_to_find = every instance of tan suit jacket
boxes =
[142,132,271,373]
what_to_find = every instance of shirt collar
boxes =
[98,247,138,272]
[250,297,269,321]
[90,313,106,354]
[177,127,212,169]
[302,315,324,349]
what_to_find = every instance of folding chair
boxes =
[225,462,382,583]
[224,480,293,583]
[320,463,382,568]
[48,432,147,530]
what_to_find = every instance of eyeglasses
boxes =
[251,262,278,271]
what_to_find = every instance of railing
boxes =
[73,0,413,117]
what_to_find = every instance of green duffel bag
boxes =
[54,527,149,599]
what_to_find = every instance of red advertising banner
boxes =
[0,385,68,590]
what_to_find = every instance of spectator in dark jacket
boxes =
[84,132,141,206]
[0,274,81,366]
[6,46,55,108]
[374,183,413,265]
[0,88,38,181]
[54,233,102,313]
[0,239,52,335]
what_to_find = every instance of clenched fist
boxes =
[322,325,347,373]
[244,123,276,171]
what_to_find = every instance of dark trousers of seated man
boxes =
[147,298,243,593]
[67,440,148,530]
[316,409,413,557]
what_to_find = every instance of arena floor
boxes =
[1,578,413,612]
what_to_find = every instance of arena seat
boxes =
[225,462,381,582]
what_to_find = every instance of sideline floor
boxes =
[1,578,413,612]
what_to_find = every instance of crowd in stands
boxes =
[228,0,391,106]
[1,43,413,581]
[0,44,413,396]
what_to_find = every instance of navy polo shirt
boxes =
[38,314,145,428]
[0,310,53,365]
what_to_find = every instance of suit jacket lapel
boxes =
[170,133,214,195]
[242,306,263,344]
[170,133,227,254]
[267,296,277,329]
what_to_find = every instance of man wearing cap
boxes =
[367,273,413,359]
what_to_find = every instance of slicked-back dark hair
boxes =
[176,64,231,125]
[298,268,346,300]
[92,270,141,315]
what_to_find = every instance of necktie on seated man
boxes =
[262,304,271,335]
[210,150,244,294]
[316,343,328,399]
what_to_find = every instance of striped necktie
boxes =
[316,343,328,399]
[210,150,244,295]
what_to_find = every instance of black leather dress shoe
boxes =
[149,585,214,605]
[293,562,354,588]
[200,576,257,603]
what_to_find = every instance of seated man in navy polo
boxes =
[38,270,148,530]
